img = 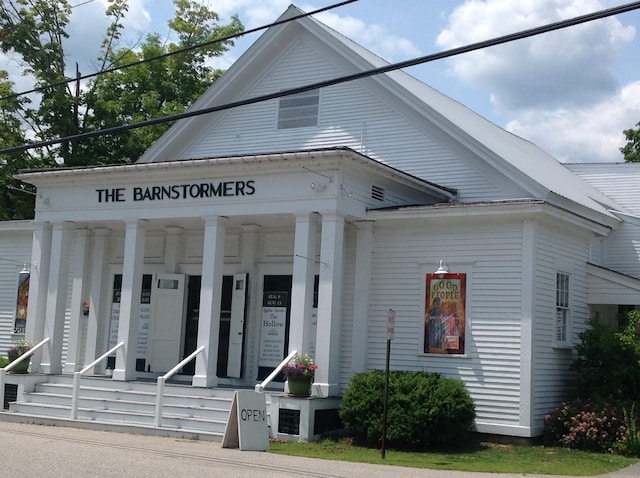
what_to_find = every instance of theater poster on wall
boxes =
[424,273,466,354]
[14,270,30,334]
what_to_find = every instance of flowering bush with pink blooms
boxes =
[543,398,632,454]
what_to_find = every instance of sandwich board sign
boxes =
[222,390,270,451]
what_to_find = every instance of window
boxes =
[555,272,570,345]
[278,89,319,129]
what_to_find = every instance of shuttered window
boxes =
[278,89,319,129]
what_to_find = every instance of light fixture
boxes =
[435,260,448,277]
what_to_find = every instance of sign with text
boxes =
[424,273,466,355]
[259,292,288,368]
[222,390,269,451]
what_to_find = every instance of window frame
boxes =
[554,271,572,348]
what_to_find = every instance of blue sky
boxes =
[6,0,640,163]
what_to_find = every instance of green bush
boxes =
[0,356,9,368]
[544,310,640,456]
[339,370,476,449]
[572,311,640,401]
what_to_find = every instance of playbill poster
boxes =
[14,271,30,334]
[424,273,466,354]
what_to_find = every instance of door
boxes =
[226,273,248,378]
[148,273,186,372]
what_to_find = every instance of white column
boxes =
[42,222,73,375]
[85,228,110,370]
[314,213,345,397]
[164,226,182,273]
[193,217,226,388]
[25,222,52,373]
[351,221,373,373]
[240,224,259,382]
[289,213,318,355]
[113,220,146,381]
[64,228,90,372]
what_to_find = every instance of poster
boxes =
[424,273,466,354]
[259,292,288,368]
[108,274,151,360]
[14,271,30,334]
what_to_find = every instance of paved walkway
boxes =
[1,422,638,478]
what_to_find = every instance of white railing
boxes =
[0,337,50,410]
[70,342,124,420]
[254,349,297,392]
[154,346,205,427]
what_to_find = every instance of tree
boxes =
[0,0,243,218]
[621,121,640,162]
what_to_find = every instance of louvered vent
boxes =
[371,185,385,201]
[278,89,319,129]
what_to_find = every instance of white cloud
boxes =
[506,80,640,162]
[437,0,635,111]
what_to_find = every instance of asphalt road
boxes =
[0,421,638,478]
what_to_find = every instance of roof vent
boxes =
[371,185,385,201]
[278,89,319,129]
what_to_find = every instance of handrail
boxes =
[70,342,124,420]
[154,346,205,427]
[0,337,50,411]
[254,349,298,392]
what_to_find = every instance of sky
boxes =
[4,0,640,163]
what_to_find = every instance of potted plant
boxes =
[6,339,34,373]
[282,353,317,396]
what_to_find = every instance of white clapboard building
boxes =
[1,6,639,441]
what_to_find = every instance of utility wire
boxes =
[2,1,640,157]
[0,0,359,102]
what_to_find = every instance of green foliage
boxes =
[543,398,629,454]
[544,310,640,456]
[339,370,476,449]
[0,356,9,368]
[0,0,244,219]
[571,311,640,401]
[621,121,640,162]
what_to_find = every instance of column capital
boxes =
[202,216,228,227]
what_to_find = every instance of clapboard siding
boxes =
[531,223,591,421]
[366,219,525,426]
[182,40,508,203]
[602,224,640,279]
[0,225,33,355]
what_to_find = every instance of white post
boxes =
[70,371,81,419]
[42,222,73,375]
[84,228,110,370]
[314,213,345,397]
[193,217,226,388]
[351,221,373,373]
[65,229,89,373]
[154,376,166,427]
[113,220,146,381]
[289,213,318,355]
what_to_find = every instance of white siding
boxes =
[181,40,511,203]
[531,223,591,423]
[0,227,32,355]
[364,218,525,428]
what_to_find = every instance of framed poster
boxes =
[258,292,288,368]
[424,273,466,354]
[13,270,30,334]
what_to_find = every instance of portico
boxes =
[17,148,452,396]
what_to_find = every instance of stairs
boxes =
[0,375,236,441]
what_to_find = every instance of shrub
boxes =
[572,311,640,402]
[543,398,629,453]
[339,370,475,449]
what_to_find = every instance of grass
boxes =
[269,437,638,476]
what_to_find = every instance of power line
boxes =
[2,1,640,157]
[0,0,359,102]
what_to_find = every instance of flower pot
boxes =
[287,375,312,397]
[9,359,29,374]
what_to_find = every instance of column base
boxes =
[192,374,218,388]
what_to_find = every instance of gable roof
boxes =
[137,5,621,225]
